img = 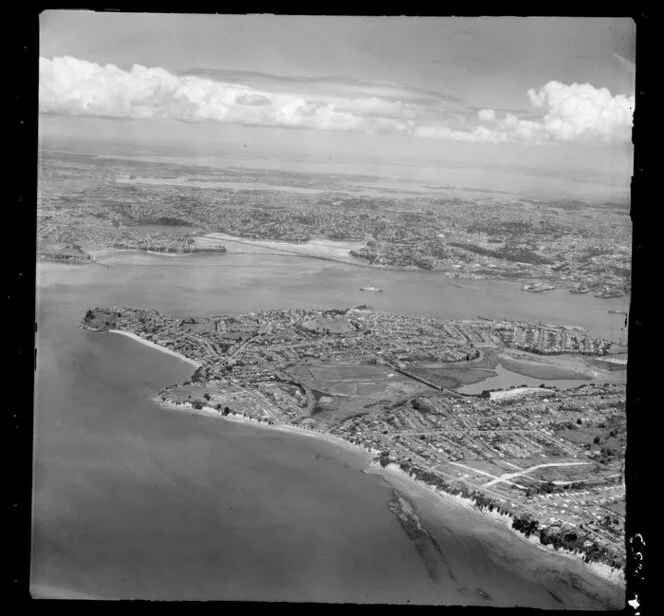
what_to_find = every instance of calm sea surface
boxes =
[31,253,627,604]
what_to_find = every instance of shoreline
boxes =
[108,330,203,368]
[154,396,624,589]
[155,397,380,464]
[203,233,627,297]
[201,232,383,270]
[50,243,627,300]
[366,463,625,588]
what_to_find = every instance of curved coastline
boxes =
[156,398,380,464]
[108,329,203,369]
[94,317,624,595]
[155,397,624,591]
[198,232,628,297]
[77,239,628,304]
[365,463,625,588]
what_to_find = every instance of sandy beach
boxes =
[155,394,624,595]
[156,397,380,465]
[367,463,625,588]
[115,321,624,595]
[230,416,381,464]
[107,295,625,601]
[109,330,202,369]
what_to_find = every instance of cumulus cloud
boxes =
[236,92,272,106]
[477,109,495,122]
[525,81,634,143]
[39,56,634,145]
[427,82,633,145]
[39,56,414,135]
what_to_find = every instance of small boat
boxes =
[522,283,555,293]
[594,290,623,299]
[360,287,383,292]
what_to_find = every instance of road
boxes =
[348,341,467,399]
[443,461,525,488]
[227,378,280,423]
[209,322,272,371]
[482,461,592,488]
[87,248,136,257]
[389,428,547,437]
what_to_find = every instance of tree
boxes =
[593,436,600,444]
[577,418,583,425]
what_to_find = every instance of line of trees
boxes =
[390,459,624,570]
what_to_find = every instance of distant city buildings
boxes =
[38,152,631,297]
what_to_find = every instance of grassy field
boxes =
[300,316,356,334]
[287,359,427,425]
[497,352,592,380]
[409,363,495,388]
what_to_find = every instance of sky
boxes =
[38,12,636,200]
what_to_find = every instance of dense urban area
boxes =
[40,142,628,576]
[83,304,627,572]
[38,148,630,297]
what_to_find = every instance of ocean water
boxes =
[458,362,626,395]
[31,253,626,605]
[32,274,439,602]
[38,251,628,339]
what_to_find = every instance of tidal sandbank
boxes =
[156,394,624,604]
[366,463,625,591]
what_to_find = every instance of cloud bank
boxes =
[39,56,634,145]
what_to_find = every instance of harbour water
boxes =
[31,252,626,605]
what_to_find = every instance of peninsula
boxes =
[83,305,626,577]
